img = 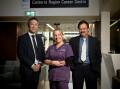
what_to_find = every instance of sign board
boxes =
[30,0,89,8]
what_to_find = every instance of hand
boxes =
[35,63,41,69]
[59,60,66,66]
[51,61,65,67]
[51,61,60,66]
[31,64,41,72]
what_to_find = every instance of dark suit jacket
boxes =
[69,35,102,73]
[17,33,45,74]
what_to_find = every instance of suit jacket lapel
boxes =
[76,36,81,56]
[26,33,34,53]
[36,34,40,48]
[88,36,93,57]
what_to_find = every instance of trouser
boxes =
[72,64,97,89]
[20,68,40,89]
[50,81,69,89]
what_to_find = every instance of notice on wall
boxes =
[30,0,89,8]
[22,0,30,8]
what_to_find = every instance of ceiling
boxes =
[100,0,120,20]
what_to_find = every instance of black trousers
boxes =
[72,64,97,89]
[20,67,40,89]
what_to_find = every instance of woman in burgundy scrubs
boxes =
[44,29,73,89]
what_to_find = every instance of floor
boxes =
[37,71,101,89]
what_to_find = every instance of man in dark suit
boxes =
[69,20,101,89]
[17,17,45,89]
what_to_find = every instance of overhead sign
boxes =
[30,0,89,8]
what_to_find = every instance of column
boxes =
[101,11,111,89]
[101,11,110,53]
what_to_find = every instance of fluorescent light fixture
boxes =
[46,24,55,30]
[110,19,120,27]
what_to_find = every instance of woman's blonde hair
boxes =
[53,29,64,36]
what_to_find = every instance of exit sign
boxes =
[25,11,36,16]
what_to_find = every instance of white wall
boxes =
[0,0,100,16]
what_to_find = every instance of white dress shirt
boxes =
[28,32,40,64]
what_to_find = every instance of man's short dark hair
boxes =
[78,20,89,29]
[27,17,39,27]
